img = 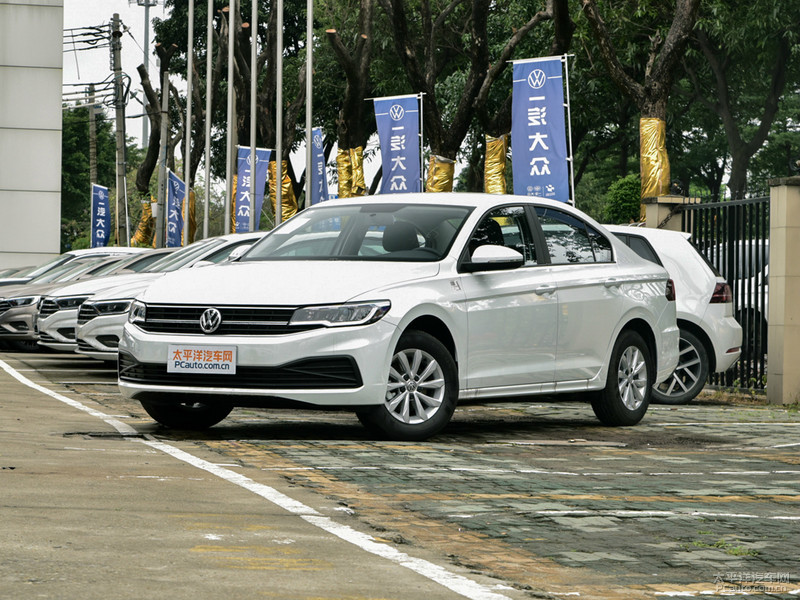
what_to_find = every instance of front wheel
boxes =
[652,329,708,405]
[140,399,232,430]
[591,330,652,426]
[357,331,457,441]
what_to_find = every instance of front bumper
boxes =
[117,318,398,407]
[37,308,80,351]
[75,312,127,361]
[0,305,37,340]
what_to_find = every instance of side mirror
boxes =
[461,245,524,273]
[225,244,253,262]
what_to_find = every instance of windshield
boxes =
[143,238,222,273]
[243,203,472,262]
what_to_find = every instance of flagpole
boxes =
[203,0,213,239]
[183,0,194,245]
[249,0,258,232]
[304,0,313,210]
[562,54,576,206]
[275,0,283,226]
[224,1,236,234]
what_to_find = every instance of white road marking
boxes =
[0,358,513,600]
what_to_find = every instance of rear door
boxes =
[534,206,623,384]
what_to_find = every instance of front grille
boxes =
[118,352,362,389]
[38,299,59,318]
[38,332,57,343]
[137,304,323,336]
[0,299,9,316]
[77,304,99,325]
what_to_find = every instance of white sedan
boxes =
[119,193,679,440]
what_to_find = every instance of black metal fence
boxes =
[680,196,770,391]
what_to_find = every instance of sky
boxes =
[62,0,171,148]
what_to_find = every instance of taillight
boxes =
[665,279,676,302]
[710,282,733,304]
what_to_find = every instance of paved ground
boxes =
[2,348,799,599]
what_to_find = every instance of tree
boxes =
[684,0,800,197]
[61,105,116,251]
[581,0,701,202]
[377,0,572,191]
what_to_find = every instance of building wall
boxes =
[0,0,63,269]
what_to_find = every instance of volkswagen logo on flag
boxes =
[389,104,405,121]
[313,134,323,149]
[527,69,547,89]
[199,308,222,334]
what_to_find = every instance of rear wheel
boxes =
[592,330,652,426]
[140,399,232,430]
[357,330,457,441]
[652,329,708,405]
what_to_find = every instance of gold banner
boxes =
[269,159,298,223]
[484,134,508,194]
[349,147,366,196]
[336,149,352,198]
[425,155,455,192]
[130,197,154,247]
[640,117,670,199]
[181,189,197,246]
[231,174,238,233]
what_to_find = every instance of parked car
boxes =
[0,250,175,352]
[119,193,679,440]
[75,239,261,361]
[37,232,266,353]
[0,247,146,289]
[607,225,742,404]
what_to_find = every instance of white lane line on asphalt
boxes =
[0,358,513,600]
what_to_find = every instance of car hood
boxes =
[139,261,441,305]
[46,272,163,299]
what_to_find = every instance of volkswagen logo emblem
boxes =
[199,308,222,334]
[389,104,405,121]
[527,69,547,89]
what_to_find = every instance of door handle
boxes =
[604,277,622,288]
[534,284,556,295]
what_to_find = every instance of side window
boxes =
[623,235,661,265]
[587,226,613,262]
[535,207,605,264]
[469,206,537,265]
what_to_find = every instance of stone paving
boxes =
[13,350,800,599]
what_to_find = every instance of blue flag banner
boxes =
[309,127,329,205]
[511,57,570,201]
[90,184,110,248]
[166,171,186,248]
[236,146,271,231]
[374,95,421,194]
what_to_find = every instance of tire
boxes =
[652,329,708,405]
[591,330,652,426]
[140,399,232,430]
[357,330,457,441]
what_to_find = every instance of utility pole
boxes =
[88,85,98,185]
[111,13,129,246]
[155,67,170,248]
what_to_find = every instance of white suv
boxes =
[607,225,742,404]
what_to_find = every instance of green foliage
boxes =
[604,174,641,224]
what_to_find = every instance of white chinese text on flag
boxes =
[310,128,329,205]
[166,171,185,248]
[236,146,271,231]
[511,57,570,201]
[90,184,110,248]
[374,95,421,194]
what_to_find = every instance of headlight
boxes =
[7,295,40,307]
[289,301,391,327]
[128,300,147,324]
[92,299,133,315]
[56,295,90,309]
